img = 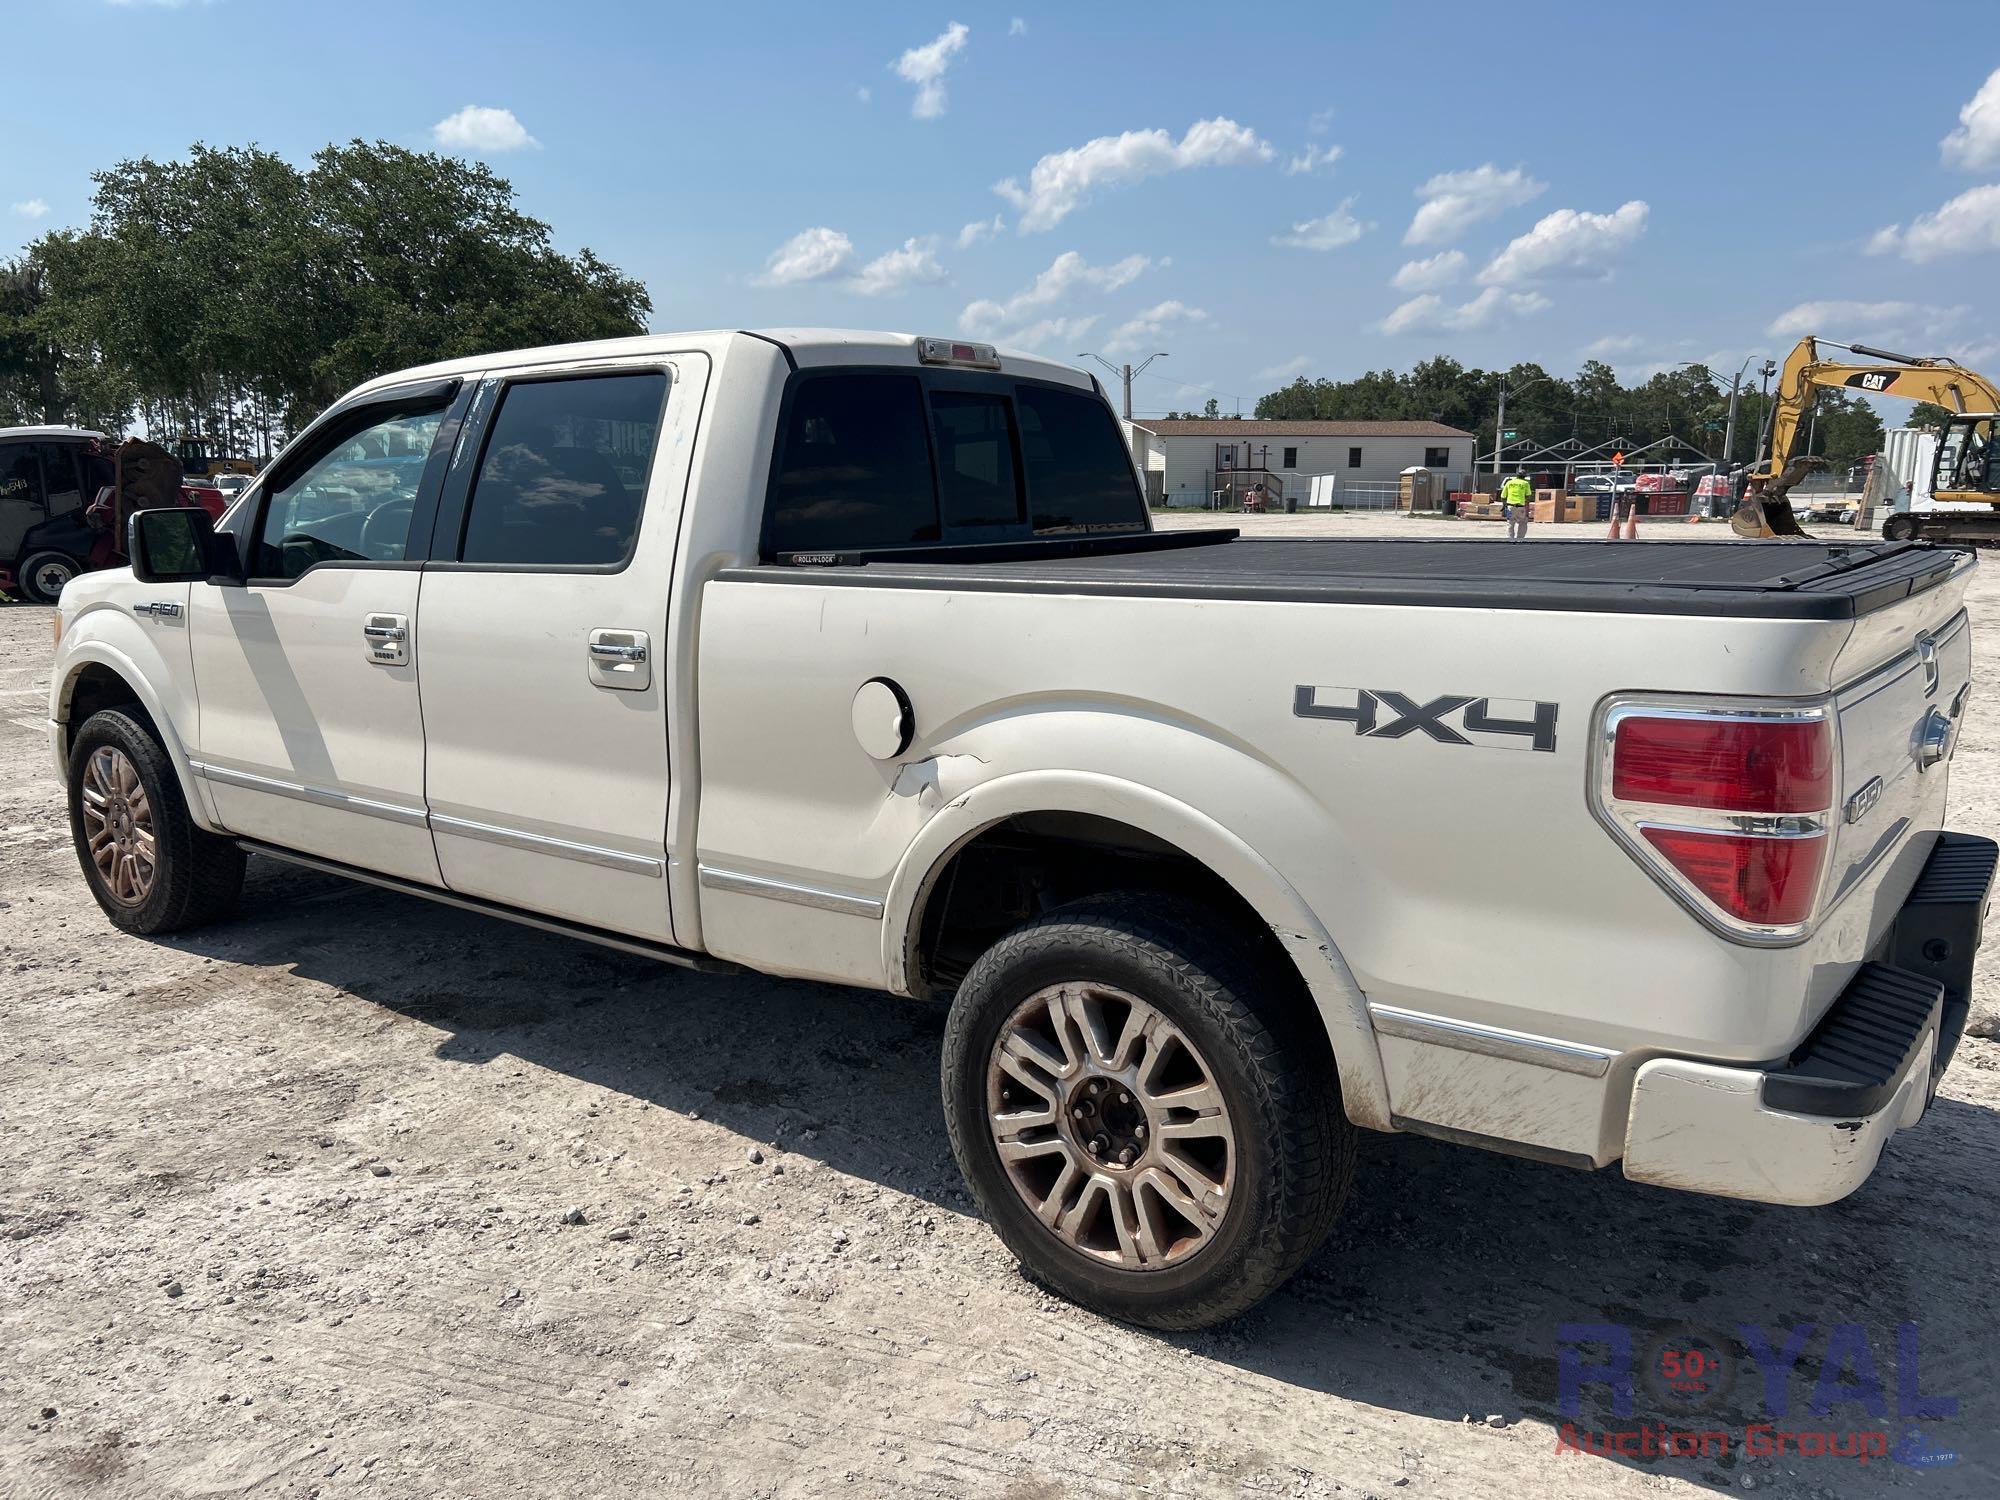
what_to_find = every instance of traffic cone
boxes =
[1623,510,1638,540]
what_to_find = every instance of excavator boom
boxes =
[1734,336,2000,538]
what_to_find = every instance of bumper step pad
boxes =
[1761,964,1941,1118]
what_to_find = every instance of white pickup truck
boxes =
[48,329,1995,1328]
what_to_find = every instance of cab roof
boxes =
[347,329,1097,401]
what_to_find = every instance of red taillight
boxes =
[1612,715,1832,813]
[1639,827,1826,926]
[1602,705,1837,934]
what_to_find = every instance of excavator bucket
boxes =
[1730,494,1810,539]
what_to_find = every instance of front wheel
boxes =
[66,708,244,934]
[941,894,1354,1329]
[1882,513,1919,542]
[19,550,83,604]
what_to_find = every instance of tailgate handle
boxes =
[1917,633,1940,696]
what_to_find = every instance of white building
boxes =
[1132,418,1477,508]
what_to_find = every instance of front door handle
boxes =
[363,613,409,666]
[587,628,652,691]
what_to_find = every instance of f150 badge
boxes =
[1294,685,1558,753]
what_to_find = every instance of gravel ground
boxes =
[4,515,1998,1499]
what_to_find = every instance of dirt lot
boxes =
[4,515,1999,1499]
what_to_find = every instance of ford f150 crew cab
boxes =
[47,329,1996,1328]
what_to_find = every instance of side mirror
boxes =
[129,506,240,584]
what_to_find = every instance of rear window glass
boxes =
[767,373,937,553]
[931,391,1022,530]
[1016,385,1145,534]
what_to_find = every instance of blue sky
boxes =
[8,0,2000,416]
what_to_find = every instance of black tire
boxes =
[66,708,244,934]
[941,893,1354,1329]
[1882,513,1919,542]
[19,550,83,604]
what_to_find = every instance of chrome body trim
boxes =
[188,760,429,829]
[697,864,885,919]
[430,814,665,877]
[1369,1004,1619,1078]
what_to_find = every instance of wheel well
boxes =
[61,664,157,748]
[911,811,1303,1003]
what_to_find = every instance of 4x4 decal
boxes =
[1294,685,1558,753]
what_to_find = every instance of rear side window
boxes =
[460,372,668,567]
[1014,386,1144,534]
[767,373,937,553]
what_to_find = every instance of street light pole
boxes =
[1080,351,1168,421]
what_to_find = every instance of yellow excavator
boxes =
[1732,335,2000,542]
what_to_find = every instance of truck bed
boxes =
[734,534,1968,619]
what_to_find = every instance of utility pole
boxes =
[1079,351,1168,420]
[1492,375,1547,480]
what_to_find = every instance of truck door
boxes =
[187,381,465,883]
[414,358,702,944]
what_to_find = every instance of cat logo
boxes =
[1849,371,1893,393]
[1294,686,1559,752]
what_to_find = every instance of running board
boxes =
[234,839,736,974]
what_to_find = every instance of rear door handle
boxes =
[588,628,652,691]
[363,613,409,666]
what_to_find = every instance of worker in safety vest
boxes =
[1500,472,1534,541]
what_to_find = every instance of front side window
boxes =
[0,443,46,558]
[767,372,937,553]
[1014,384,1145,535]
[255,408,444,579]
[459,372,668,567]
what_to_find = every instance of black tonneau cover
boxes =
[727,535,1969,619]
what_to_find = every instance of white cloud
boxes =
[11,198,50,220]
[1105,300,1207,356]
[1272,200,1372,251]
[1404,164,1546,246]
[994,315,1099,355]
[1582,333,1645,357]
[1009,16,1027,35]
[960,250,1152,337]
[1766,300,1968,346]
[851,236,947,296]
[432,105,538,154]
[1284,144,1343,176]
[995,117,1273,232]
[753,226,855,287]
[1868,184,2000,262]
[1390,249,1466,291]
[1478,200,1648,285]
[894,21,969,120]
[956,215,1006,249]
[856,85,871,104]
[1256,354,1314,382]
[1308,107,1335,137]
[1379,287,1549,336]
[1943,67,2000,170]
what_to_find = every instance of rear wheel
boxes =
[941,894,1354,1329]
[19,550,83,604]
[1882,513,1919,542]
[66,708,244,934]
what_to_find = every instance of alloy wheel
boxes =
[985,981,1236,1271]
[80,746,156,905]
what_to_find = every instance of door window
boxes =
[458,372,669,567]
[254,408,444,578]
[0,443,46,558]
